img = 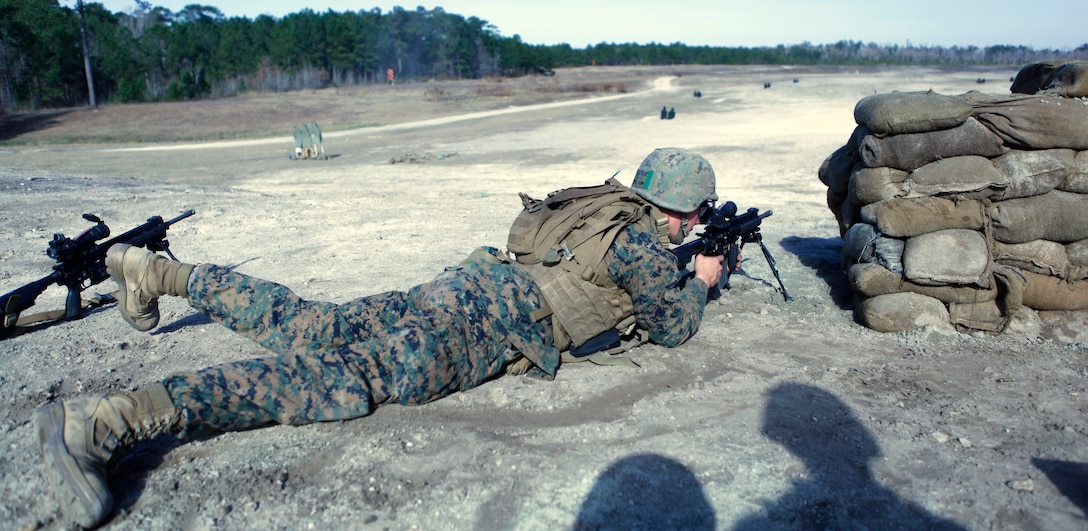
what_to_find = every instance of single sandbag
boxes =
[849,262,998,304]
[992,240,1084,280]
[850,166,907,206]
[841,194,862,231]
[1011,60,1068,95]
[965,91,1088,150]
[857,292,952,333]
[853,90,973,135]
[948,300,1007,332]
[841,223,904,273]
[991,149,1076,200]
[846,125,870,157]
[818,145,856,194]
[827,187,845,215]
[989,190,1088,244]
[858,117,1008,171]
[827,188,847,237]
[905,155,1008,199]
[1057,151,1088,193]
[903,229,991,287]
[1066,238,1088,268]
[1040,60,1088,98]
[994,265,1026,315]
[861,197,986,238]
[1020,269,1088,310]
[940,267,1030,334]
[842,223,876,263]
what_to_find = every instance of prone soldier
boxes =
[34,147,727,527]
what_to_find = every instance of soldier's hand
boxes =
[694,253,725,289]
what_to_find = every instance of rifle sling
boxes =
[12,293,116,328]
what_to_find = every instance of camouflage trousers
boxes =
[162,261,548,437]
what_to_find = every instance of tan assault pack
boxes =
[507,177,669,365]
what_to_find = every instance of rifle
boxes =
[672,201,792,301]
[1,210,195,338]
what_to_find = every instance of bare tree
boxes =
[76,0,97,109]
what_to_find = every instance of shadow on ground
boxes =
[108,433,183,526]
[778,236,852,309]
[574,453,716,530]
[732,382,966,530]
[1032,458,1088,517]
[567,384,968,530]
[152,312,214,335]
[0,111,72,142]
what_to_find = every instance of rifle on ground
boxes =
[1,210,195,338]
[672,201,792,301]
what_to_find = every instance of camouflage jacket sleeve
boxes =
[606,224,708,347]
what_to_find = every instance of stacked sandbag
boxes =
[820,61,1088,333]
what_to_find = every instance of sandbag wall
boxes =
[820,60,1088,333]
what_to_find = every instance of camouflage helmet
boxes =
[630,148,718,212]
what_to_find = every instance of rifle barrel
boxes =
[167,209,196,224]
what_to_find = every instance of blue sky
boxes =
[93,0,1087,50]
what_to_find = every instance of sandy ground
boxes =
[1,65,1086,530]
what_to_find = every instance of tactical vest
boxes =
[507,178,670,355]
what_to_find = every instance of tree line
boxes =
[1,0,1086,113]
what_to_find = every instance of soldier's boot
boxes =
[34,384,181,528]
[105,244,195,331]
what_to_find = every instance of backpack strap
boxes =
[507,177,640,265]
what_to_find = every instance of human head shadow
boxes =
[733,382,966,530]
[1032,458,1088,516]
[574,453,716,530]
[777,236,852,309]
[0,110,73,141]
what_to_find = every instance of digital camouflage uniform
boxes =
[34,148,721,529]
[163,222,708,437]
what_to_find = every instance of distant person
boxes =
[661,106,668,119]
[667,107,676,120]
[34,148,730,528]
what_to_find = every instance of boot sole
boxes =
[34,403,112,528]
